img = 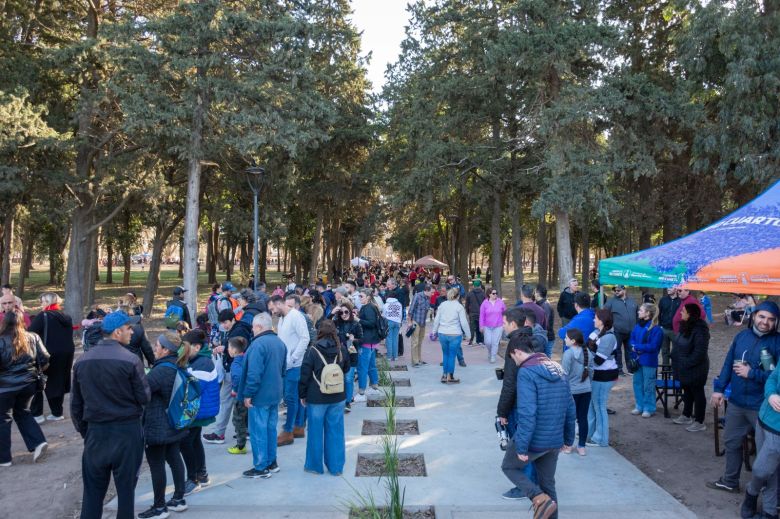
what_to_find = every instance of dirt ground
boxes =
[0,290,766,518]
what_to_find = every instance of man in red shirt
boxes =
[672,288,705,333]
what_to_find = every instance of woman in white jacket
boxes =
[433,288,471,384]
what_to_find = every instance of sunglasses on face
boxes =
[490,292,497,295]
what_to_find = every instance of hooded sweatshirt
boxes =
[514,353,576,454]
[189,344,219,426]
[714,301,780,410]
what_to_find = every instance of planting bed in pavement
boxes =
[367,395,415,407]
[362,419,420,435]
[355,453,427,477]
[349,506,436,519]
[383,377,411,387]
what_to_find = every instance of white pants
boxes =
[483,326,503,358]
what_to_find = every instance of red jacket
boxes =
[672,295,705,333]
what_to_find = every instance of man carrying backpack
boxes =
[240,312,287,479]
[165,286,192,330]
[71,311,150,519]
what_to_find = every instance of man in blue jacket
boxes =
[240,312,287,479]
[557,292,595,345]
[708,301,780,494]
[501,335,576,519]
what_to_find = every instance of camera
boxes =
[495,416,508,451]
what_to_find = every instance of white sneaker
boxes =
[34,416,45,425]
[46,415,65,422]
[630,409,641,415]
[641,412,653,418]
[686,422,707,432]
[33,442,48,463]
[353,393,367,402]
[673,415,694,425]
[490,356,496,364]
[0,461,11,467]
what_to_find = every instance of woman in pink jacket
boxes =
[479,288,506,363]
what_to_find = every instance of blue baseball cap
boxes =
[102,311,130,334]
[222,282,236,292]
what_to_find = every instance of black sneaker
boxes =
[344,403,351,413]
[198,473,211,487]
[607,408,616,415]
[202,433,225,444]
[266,461,281,473]
[741,489,758,518]
[243,468,271,479]
[706,479,740,493]
[137,506,169,519]
[458,361,467,367]
[165,498,187,513]
[183,479,200,496]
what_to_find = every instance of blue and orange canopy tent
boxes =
[599,180,780,295]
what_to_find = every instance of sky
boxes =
[349,0,412,93]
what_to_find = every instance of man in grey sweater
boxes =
[604,285,637,375]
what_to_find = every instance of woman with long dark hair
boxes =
[331,301,362,411]
[0,309,49,466]
[562,328,591,456]
[298,319,350,475]
[671,303,710,432]
[137,332,191,518]
[586,308,619,447]
[28,292,75,423]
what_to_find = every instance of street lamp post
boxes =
[245,165,265,291]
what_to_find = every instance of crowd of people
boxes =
[2,263,780,519]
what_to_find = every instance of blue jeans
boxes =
[248,404,278,470]
[588,380,615,446]
[357,347,378,391]
[344,367,355,403]
[545,340,554,358]
[632,366,657,414]
[283,368,306,432]
[439,334,462,376]
[456,340,464,364]
[305,401,346,474]
[385,321,401,359]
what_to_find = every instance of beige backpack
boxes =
[312,346,344,394]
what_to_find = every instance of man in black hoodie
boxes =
[465,280,486,345]
[203,310,253,445]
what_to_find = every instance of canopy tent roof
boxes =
[599,180,780,295]
[350,257,369,267]
[414,255,448,268]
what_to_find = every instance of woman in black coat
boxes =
[138,331,190,518]
[355,289,381,400]
[332,301,362,410]
[27,292,75,422]
[0,309,50,466]
[671,303,710,431]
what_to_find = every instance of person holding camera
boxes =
[501,332,575,519]
[332,301,362,411]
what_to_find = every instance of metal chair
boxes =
[655,364,682,418]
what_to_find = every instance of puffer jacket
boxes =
[298,337,350,405]
[714,326,780,410]
[143,354,189,445]
[0,332,49,393]
[513,353,576,454]
[189,346,219,427]
[671,319,710,387]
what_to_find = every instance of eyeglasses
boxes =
[341,311,350,315]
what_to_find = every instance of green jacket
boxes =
[759,366,780,434]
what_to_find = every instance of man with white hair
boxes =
[239,312,287,479]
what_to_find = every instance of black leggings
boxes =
[30,393,64,417]
[682,384,706,424]
[145,442,185,508]
[573,392,591,448]
[180,427,207,482]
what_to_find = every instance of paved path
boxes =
[108,322,695,518]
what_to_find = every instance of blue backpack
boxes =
[164,302,185,329]
[160,362,202,429]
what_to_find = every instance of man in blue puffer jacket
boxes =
[501,335,575,519]
[708,301,780,494]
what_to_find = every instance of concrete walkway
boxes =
[109,323,695,518]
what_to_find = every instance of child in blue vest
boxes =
[227,337,249,454]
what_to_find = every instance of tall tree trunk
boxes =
[122,248,131,286]
[456,207,469,279]
[240,237,250,276]
[537,217,548,287]
[260,239,268,283]
[510,199,523,300]
[177,236,184,278]
[206,222,215,283]
[309,208,324,284]
[554,210,574,290]
[581,222,590,288]
[142,216,182,319]
[106,239,113,284]
[1,210,14,285]
[17,223,33,296]
[490,192,503,297]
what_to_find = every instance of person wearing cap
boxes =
[165,286,192,329]
[71,311,150,519]
[217,282,239,315]
[556,278,579,326]
[465,280,486,346]
[116,304,154,367]
[137,332,190,518]
[28,292,75,423]
[708,301,780,495]
[604,284,638,375]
